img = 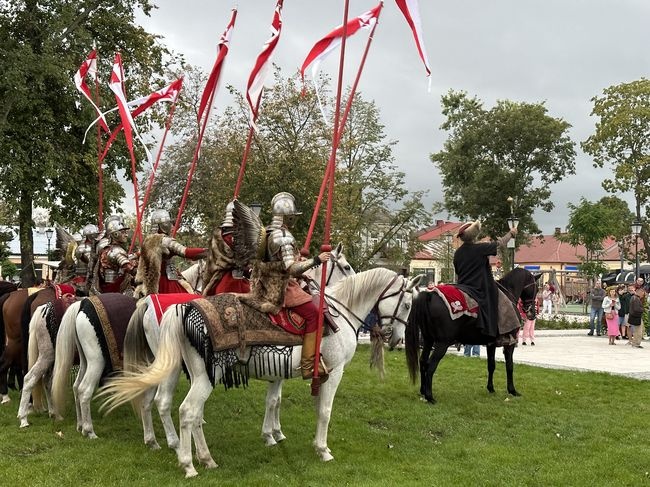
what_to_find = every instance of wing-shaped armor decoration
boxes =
[232,199,265,269]
[55,223,77,266]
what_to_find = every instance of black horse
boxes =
[405,268,540,404]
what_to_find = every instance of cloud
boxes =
[133,0,650,233]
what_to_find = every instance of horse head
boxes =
[499,268,539,320]
[303,242,355,292]
[379,273,425,350]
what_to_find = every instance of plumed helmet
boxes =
[82,224,99,238]
[221,201,235,228]
[72,232,83,243]
[105,215,128,235]
[456,220,481,242]
[271,192,301,217]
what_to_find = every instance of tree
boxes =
[581,78,650,253]
[147,68,429,270]
[431,90,576,261]
[560,197,629,284]
[0,1,170,285]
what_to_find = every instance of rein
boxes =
[497,271,536,314]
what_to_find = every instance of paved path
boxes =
[448,330,650,380]
[363,330,650,380]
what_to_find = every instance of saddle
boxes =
[187,294,304,356]
[432,284,520,346]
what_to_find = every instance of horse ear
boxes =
[533,272,542,281]
[407,273,426,291]
[335,242,343,254]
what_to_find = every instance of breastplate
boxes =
[166,260,179,280]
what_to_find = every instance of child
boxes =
[602,287,621,345]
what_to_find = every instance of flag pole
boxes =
[233,94,262,200]
[311,0,351,397]
[130,84,182,253]
[302,2,384,254]
[172,83,217,237]
[94,50,105,232]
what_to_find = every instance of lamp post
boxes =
[45,228,53,260]
[506,215,519,271]
[444,232,453,282]
[631,220,642,279]
[249,202,262,217]
[45,227,54,282]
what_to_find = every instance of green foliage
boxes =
[582,78,650,253]
[147,68,430,270]
[0,0,172,284]
[431,90,576,240]
[1,346,649,485]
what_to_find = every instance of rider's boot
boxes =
[300,331,329,383]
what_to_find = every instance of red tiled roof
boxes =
[417,220,464,241]
[515,235,622,264]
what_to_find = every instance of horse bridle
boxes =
[324,274,411,332]
[324,250,351,287]
[497,272,537,315]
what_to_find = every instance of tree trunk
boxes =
[19,189,36,287]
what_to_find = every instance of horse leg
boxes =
[486,344,496,393]
[262,380,286,446]
[76,356,103,439]
[503,344,520,396]
[18,355,49,427]
[418,340,432,397]
[140,386,160,450]
[313,366,344,462]
[422,343,449,404]
[0,357,10,403]
[177,349,215,478]
[72,350,87,431]
[43,368,58,419]
[154,370,181,451]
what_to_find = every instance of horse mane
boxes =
[498,267,525,288]
[329,267,396,308]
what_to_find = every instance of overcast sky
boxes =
[134,0,650,234]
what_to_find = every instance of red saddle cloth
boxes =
[431,284,479,320]
[269,309,306,335]
[149,293,200,323]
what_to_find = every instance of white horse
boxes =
[101,268,422,478]
[122,244,355,450]
[16,261,204,429]
[17,301,83,427]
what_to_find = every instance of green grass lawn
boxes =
[1,346,649,486]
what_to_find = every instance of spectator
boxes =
[618,284,632,339]
[518,297,538,346]
[552,290,560,315]
[602,287,621,345]
[542,283,553,316]
[628,287,645,348]
[463,344,480,357]
[587,282,606,336]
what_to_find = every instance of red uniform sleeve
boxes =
[184,247,207,260]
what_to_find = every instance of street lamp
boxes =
[444,232,453,282]
[249,202,262,217]
[506,215,519,271]
[45,228,53,260]
[631,220,642,279]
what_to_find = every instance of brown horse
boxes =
[0,286,58,403]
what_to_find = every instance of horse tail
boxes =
[27,304,49,411]
[99,304,185,415]
[405,293,428,384]
[51,300,83,418]
[122,300,154,417]
[0,293,10,358]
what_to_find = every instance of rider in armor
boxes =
[73,224,99,290]
[94,216,138,294]
[202,201,250,296]
[241,192,331,382]
[133,209,207,297]
[453,220,517,338]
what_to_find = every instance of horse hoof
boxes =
[19,419,30,428]
[509,391,521,397]
[147,441,161,450]
[487,387,495,394]
[1,395,11,404]
[184,469,199,479]
[264,436,277,447]
[272,430,286,443]
[202,459,218,469]
[319,451,334,462]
